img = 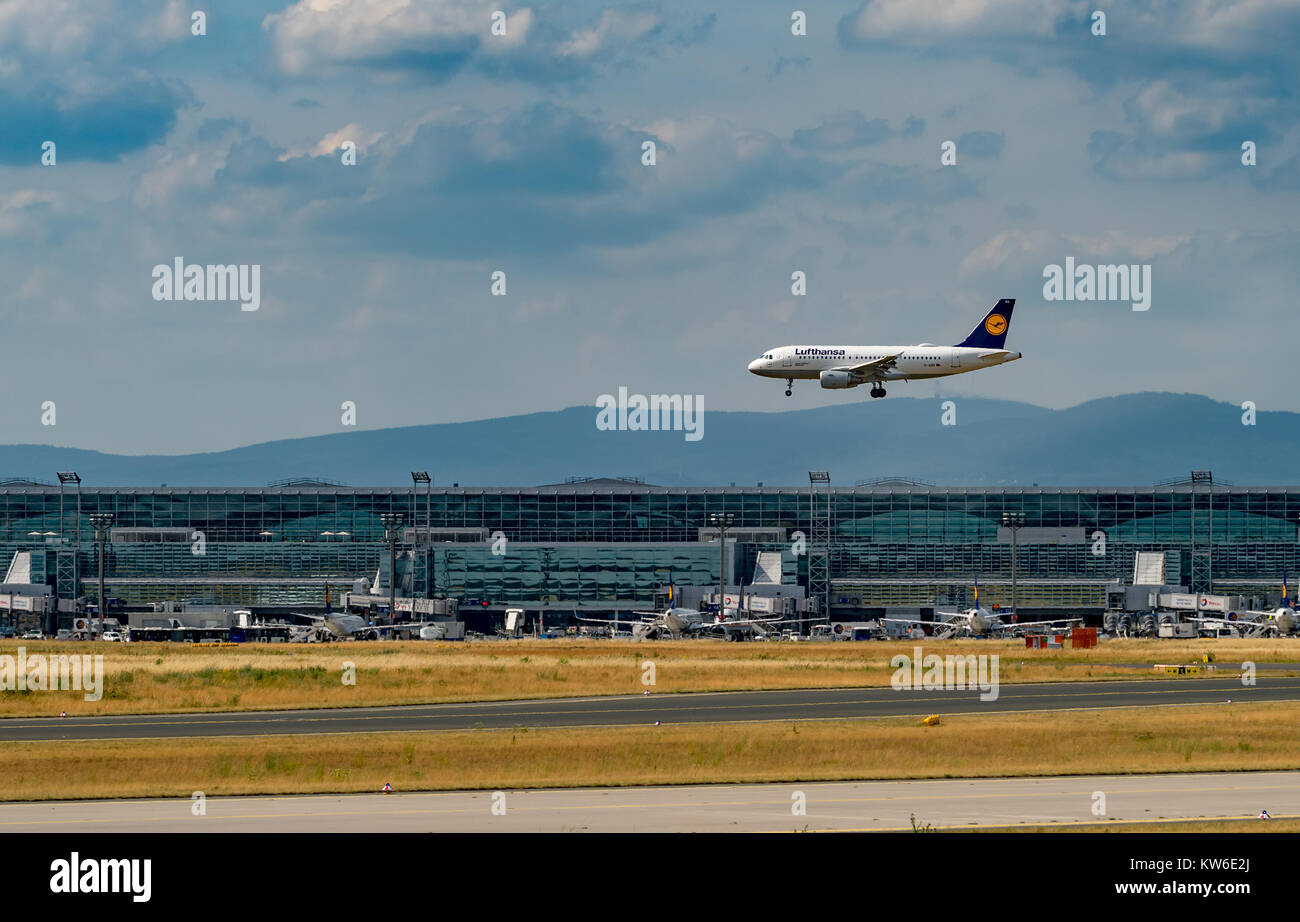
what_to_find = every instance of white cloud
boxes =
[132,149,216,207]
[263,0,496,75]
[2,188,56,210]
[0,188,57,236]
[842,0,1300,49]
[560,9,659,57]
[960,229,1193,278]
[767,299,798,323]
[1062,231,1190,261]
[0,0,186,60]
[263,1,697,77]
[275,123,386,160]
[1126,0,1300,51]
[958,230,1053,276]
[841,0,1080,42]
[1093,149,1220,182]
[1128,79,1254,140]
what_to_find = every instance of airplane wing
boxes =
[996,617,1081,631]
[577,615,655,627]
[837,353,902,380]
[1185,617,1245,634]
[879,617,949,627]
[704,615,824,627]
[878,617,952,635]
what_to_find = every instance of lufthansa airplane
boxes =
[748,299,1022,397]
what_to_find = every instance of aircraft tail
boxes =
[956,298,1015,349]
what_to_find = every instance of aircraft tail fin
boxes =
[956,298,1015,348]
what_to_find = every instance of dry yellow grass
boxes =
[0,636,1292,717]
[1,700,1296,801]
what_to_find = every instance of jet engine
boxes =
[819,369,858,389]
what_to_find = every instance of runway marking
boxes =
[3,779,1297,827]
[5,804,1297,830]
[3,695,1295,744]
[11,768,1299,808]
[3,679,1296,738]
[4,677,1296,731]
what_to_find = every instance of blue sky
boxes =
[3,0,1298,454]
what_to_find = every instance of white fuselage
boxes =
[748,344,1022,383]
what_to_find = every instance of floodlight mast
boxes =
[88,512,114,634]
[379,513,404,621]
[708,513,734,616]
[808,471,830,624]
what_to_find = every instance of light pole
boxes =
[539,547,554,635]
[379,513,404,622]
[57,471,81,619]
[411,471,431,598]
[1002,512,1026,616]
[808,471,831,625]
[88,513,114,634]
[709,513,734,614]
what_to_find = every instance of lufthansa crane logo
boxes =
[984,313,1007,335]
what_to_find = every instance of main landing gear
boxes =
[869,385,887,398]
[785,378,793,397]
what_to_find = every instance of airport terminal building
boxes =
[1,476,1297,629]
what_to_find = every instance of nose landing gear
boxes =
[784,378,793,397]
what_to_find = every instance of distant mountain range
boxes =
[0,392,1293,487]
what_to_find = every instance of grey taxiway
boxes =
[1,676,1295,743]
[1,771,1294,833]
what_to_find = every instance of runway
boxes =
[1,676,1295,742]
[1,771,1294,832]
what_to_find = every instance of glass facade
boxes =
[436,544,730,606]
[1,483,1296,610]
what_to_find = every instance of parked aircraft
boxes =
[580,607,818,641]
